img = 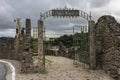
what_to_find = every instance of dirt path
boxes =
[4,56,113,80]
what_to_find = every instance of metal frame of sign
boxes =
[41,7,91,21]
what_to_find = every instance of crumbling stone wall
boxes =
[95,15,120,80]
[14,18,22,60]
[0,18,35,73]
[20,19,34,73]
[58,41,68,57]
[0,38,14,59]
[14,18,35,73]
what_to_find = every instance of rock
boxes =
[0,38,14,59]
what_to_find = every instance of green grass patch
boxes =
[45,58,52,64]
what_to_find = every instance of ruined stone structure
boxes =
[95,15,120,80]
[14,18,34,73]
[58,41,68,57]
[0,18,34,73]
[20,19,34,73]
[14,18,22,59]
[0,38,14,59]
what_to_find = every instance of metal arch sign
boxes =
[52,9,79,17]
[41,7,91,21]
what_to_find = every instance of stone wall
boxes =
[16,19,34,73]
[95,15,120,80]
[0,38,14,59]
[20,19,35,73]
[0,18,35,73]
[14,18,23,60]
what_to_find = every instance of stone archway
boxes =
[37,6,96,71]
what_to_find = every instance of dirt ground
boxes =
[4,56,113,80]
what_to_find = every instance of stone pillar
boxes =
[89,20,96,69]
[26,19,31,37]
[14,18,22,59]
[16,18,21,37]
[24,19,32,51]
[21,18,34,73]
[38,20,45,72]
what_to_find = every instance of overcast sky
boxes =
[0,0,120,37]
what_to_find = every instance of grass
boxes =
[45,58,52,65]
[32,56,52,74]
[40,69,48,74]
[33,56,52,64]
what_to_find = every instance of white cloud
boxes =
[0,29,15,37]
[0,0,120,37]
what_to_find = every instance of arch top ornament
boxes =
[40,6,91,21]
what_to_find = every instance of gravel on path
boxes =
[2,56,113,80]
